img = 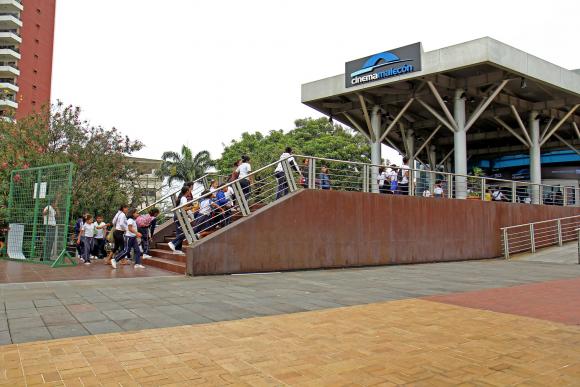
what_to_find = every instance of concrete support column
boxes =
[529,111,541,204]
[370,105,382,193]
[453,89,467,199]
[428,145,437,190]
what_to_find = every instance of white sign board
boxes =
[33,182,47,199]
[7,223,26,260]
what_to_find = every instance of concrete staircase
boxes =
[143,235,188,274]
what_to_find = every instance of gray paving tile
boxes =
[5,300,34,310]
[41,312,77,326]
[6,308,40,319]
[102,309,138,321]
[115,318,155,331]
[71,311,108,323]
[82,321,123,335]
[0,330,11,345]
[33,299,63,308]
[8,317,45,329]
[90,302,123,311]
[11,327,51,344]
[47,323,90,339]
[37,305,69,315]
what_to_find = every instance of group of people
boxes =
[73,206,160,269]
[376,157,411,195]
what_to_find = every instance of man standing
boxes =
[42,199,57,261]
[274,147,301,199]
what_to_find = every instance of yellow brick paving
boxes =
[1,299,579,386]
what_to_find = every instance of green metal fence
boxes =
[2,163,76,267]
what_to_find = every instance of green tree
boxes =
[158,145,215,185]
[217,118,371,191]
[0,102,144,224]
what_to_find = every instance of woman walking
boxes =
[111,208,144,269]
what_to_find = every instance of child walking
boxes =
[93,215,107,259]
[136,208,160,259]
[78,214,95,265]
[111,208,144,269]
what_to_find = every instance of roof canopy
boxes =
[301,37,580,162]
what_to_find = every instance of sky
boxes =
[51,0,580,163]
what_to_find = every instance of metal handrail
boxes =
[500,215,580,231]
[140,173,212,215]
[501,215,580,259]
[171,156,295,213]
[168,153,579,247]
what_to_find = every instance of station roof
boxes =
[301,37,580,162]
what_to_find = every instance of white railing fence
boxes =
[169,154,579,246]
[501,215,580,259]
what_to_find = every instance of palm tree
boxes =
[158,145,215,185]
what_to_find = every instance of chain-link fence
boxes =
[1,163,75,267]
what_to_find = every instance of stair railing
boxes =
[171,154,580,246]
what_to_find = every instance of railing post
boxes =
[539,185,543,205]
[233,180,250,216]
[502,228,510,259]
[176,208,197,244]
[557,219,563,246]
[481,178,486,201]
[409,169,415,196]
[308,158,316,189]
[563,188,568,207]
[447,174,453,199]
[362,165,369,193]
[512,181,517,203]
[530,224,536,253]
[282,159,298,193]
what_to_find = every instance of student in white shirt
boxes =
[42,201,57,261]
[78,214,96,264]
[398,157,410,195]
[492,188,505,201]
[93,215,107,259]
[194,190,224,235]
[388,165,398,194]
[433,181,444,198]
[111,208,144,269]
[274,147,302,199]
[168,186,192,256]
[377,167,388,194]
[236,155,252,199]
[107,205,128,264]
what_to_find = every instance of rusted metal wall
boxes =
[187,190,580,276]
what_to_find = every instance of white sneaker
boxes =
[143,254,152,259]
[173,250,185,256]
[168,242,176,252]
[79,258,85,263]
[84,262,91,265]
[111,259,117,269]
[134,264,145,269]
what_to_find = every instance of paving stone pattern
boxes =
[0,299,579,386]
[0,259,579,345]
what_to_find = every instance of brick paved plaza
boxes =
[0,254,579,385]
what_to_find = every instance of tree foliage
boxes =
[157,145,215,185]
[217,117,371,174]
[0,102,144,224]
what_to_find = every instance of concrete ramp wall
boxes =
[187,190,580,276]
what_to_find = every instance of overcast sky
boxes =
[51,0,580,162]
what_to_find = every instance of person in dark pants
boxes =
[92,215,107,259]
[42,199,57,261]
[274,147,301,199]
[168,186,191,256]
[136,208,160,259]
[73,215,86,258]
[301,158,309,188]
[236,155,253,200]
[107,205,128,264]
[111,208,144,269]
[398,157,410,195]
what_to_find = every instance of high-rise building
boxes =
[0,0,56,119]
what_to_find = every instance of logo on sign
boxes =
[345,43,422,88]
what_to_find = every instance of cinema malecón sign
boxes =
[345,43,422,88]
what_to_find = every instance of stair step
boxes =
[149,249,187,263]
[143,256,186,274]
